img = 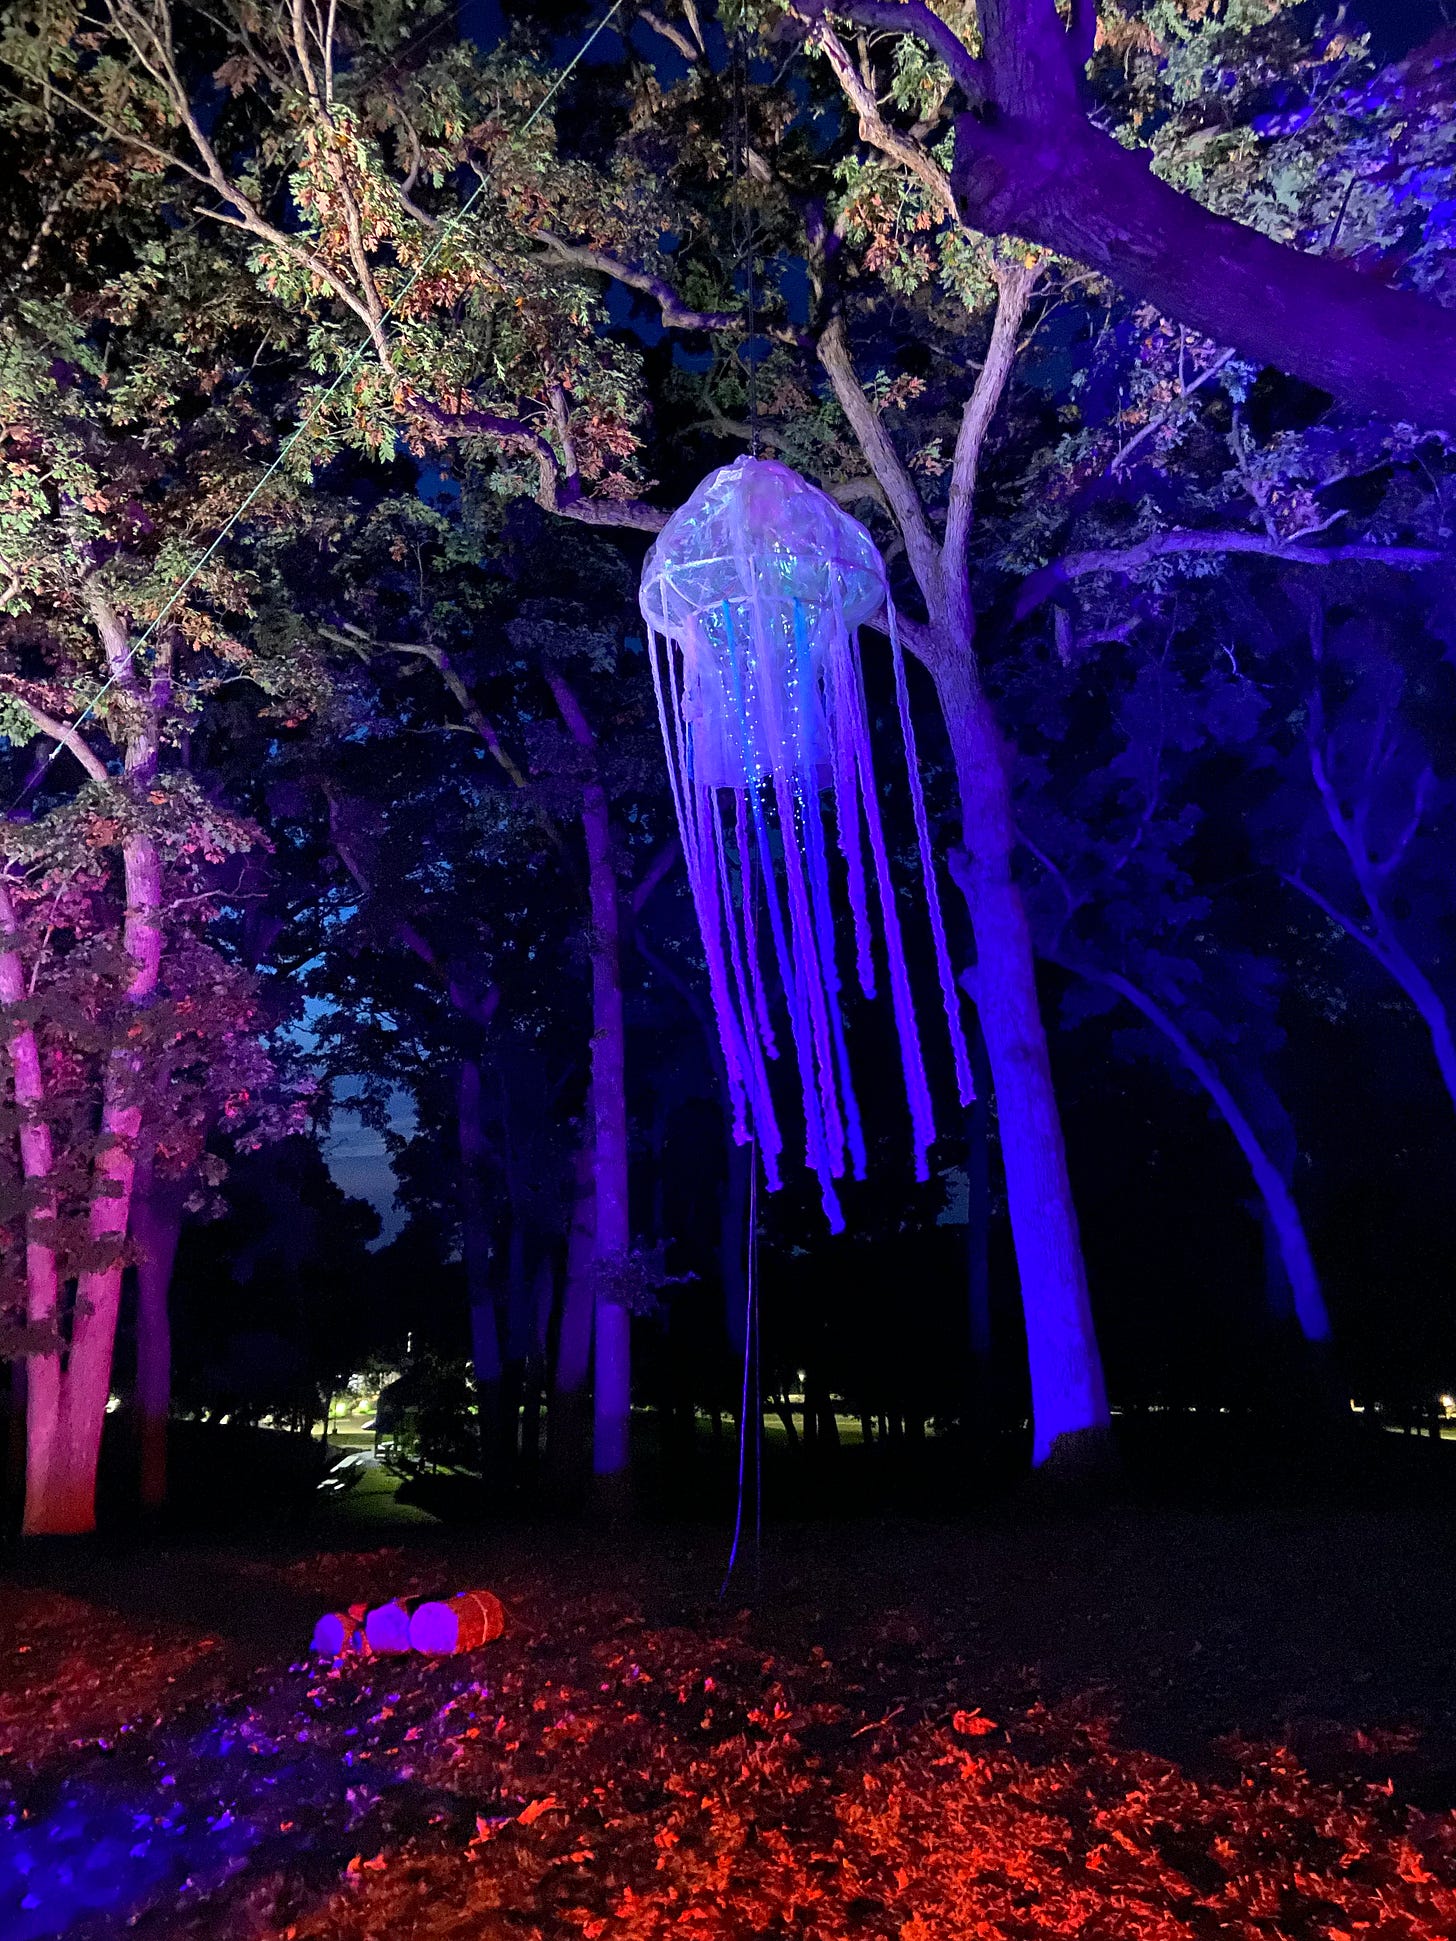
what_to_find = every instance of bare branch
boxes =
[321,624,533,792]
[1281,871,1395,977]
[942,259,1035,577]
[630,837,681,913]
[1111,348,1236,477]
[635,7,701,62]
[1014,529,1443,621]
[536,232,738,332]
[795,0,989,105]
[1,691,110,784]
[408,397,669,531]
[817,314,939,589]
[809,20,959,224]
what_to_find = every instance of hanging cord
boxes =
[719,1137,761,1598]
[729,31,759,456]
[8,0,627,816]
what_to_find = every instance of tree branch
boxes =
[635,7,703,63]
[630,836,680,913]
[3,694,109,784]
[409,397,669,532]
[1014,529,1443,621]
[809,20,959,224]
[1280,871,1395,979]
[942,259,1035,579]
[537,232,738,332]
[799,0,988,103]
[800,0,1456,430]
[817,314,939,590]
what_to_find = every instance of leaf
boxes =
[518,1794,563,1825]
[951,1710,997,1737]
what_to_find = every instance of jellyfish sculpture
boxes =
[641,455,972,1230]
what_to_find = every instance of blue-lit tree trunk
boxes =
[934,650,1110,1467]
[1086,968,1331,1349]
[819,276,1112,1473]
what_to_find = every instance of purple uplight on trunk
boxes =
[642,455,972,1226]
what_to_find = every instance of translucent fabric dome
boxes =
[641,454,886,636]
[641,457,888,792]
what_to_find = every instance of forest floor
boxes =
[4,1449,1456,1939]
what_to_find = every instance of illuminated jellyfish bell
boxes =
[641,455,972,1230]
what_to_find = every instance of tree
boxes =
[1261,597,1456,1119]
[794,0,1456,429]
[0,117,316,1531]
[18,0,1451,1481]
[997,617,1332,1351]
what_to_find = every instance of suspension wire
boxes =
[719,1136,760,1599]
[717,34,765,1603]
[751,1143,762,1589]
[8,0,628,816]
[729,28,759,456]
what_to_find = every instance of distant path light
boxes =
[640,456,972,1228]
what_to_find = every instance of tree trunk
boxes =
[819,272,1109,1476]
[546,668,632,1493]
[964,1014,1003,1447]
[32,826,162,1534]
[547,1110,596,1496]
[582,768,631,1484]
[1089,968,1331,1347]
[934,650,1111,1470]
[131,1153,184,1511]
[458,1053,506,1475]
[0,880,61,1532]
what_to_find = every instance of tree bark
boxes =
[0,878,61,1532]
[935,652,1111,1467]
[547,1119,596,1497]
[131,1151,184,1511]
[965,1015,995,1434]
[581,768,631,1483]
[25,585,169,1536]
[38,825,163,1534]
[951,109,1456,432]
[818,266,1112,1473]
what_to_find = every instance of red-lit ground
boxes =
[4,1508,1456,1939]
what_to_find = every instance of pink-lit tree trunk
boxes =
[19,589,166,1535]
[819,271,1112,1470]
[546,670,632,1491]
[0,876,61,1526]
[27,821,161,1533]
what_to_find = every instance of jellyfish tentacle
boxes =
[849,627,938,1180]
[793,597,867,1182]
[889,603,975,1109]
[640,453,939,1222]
